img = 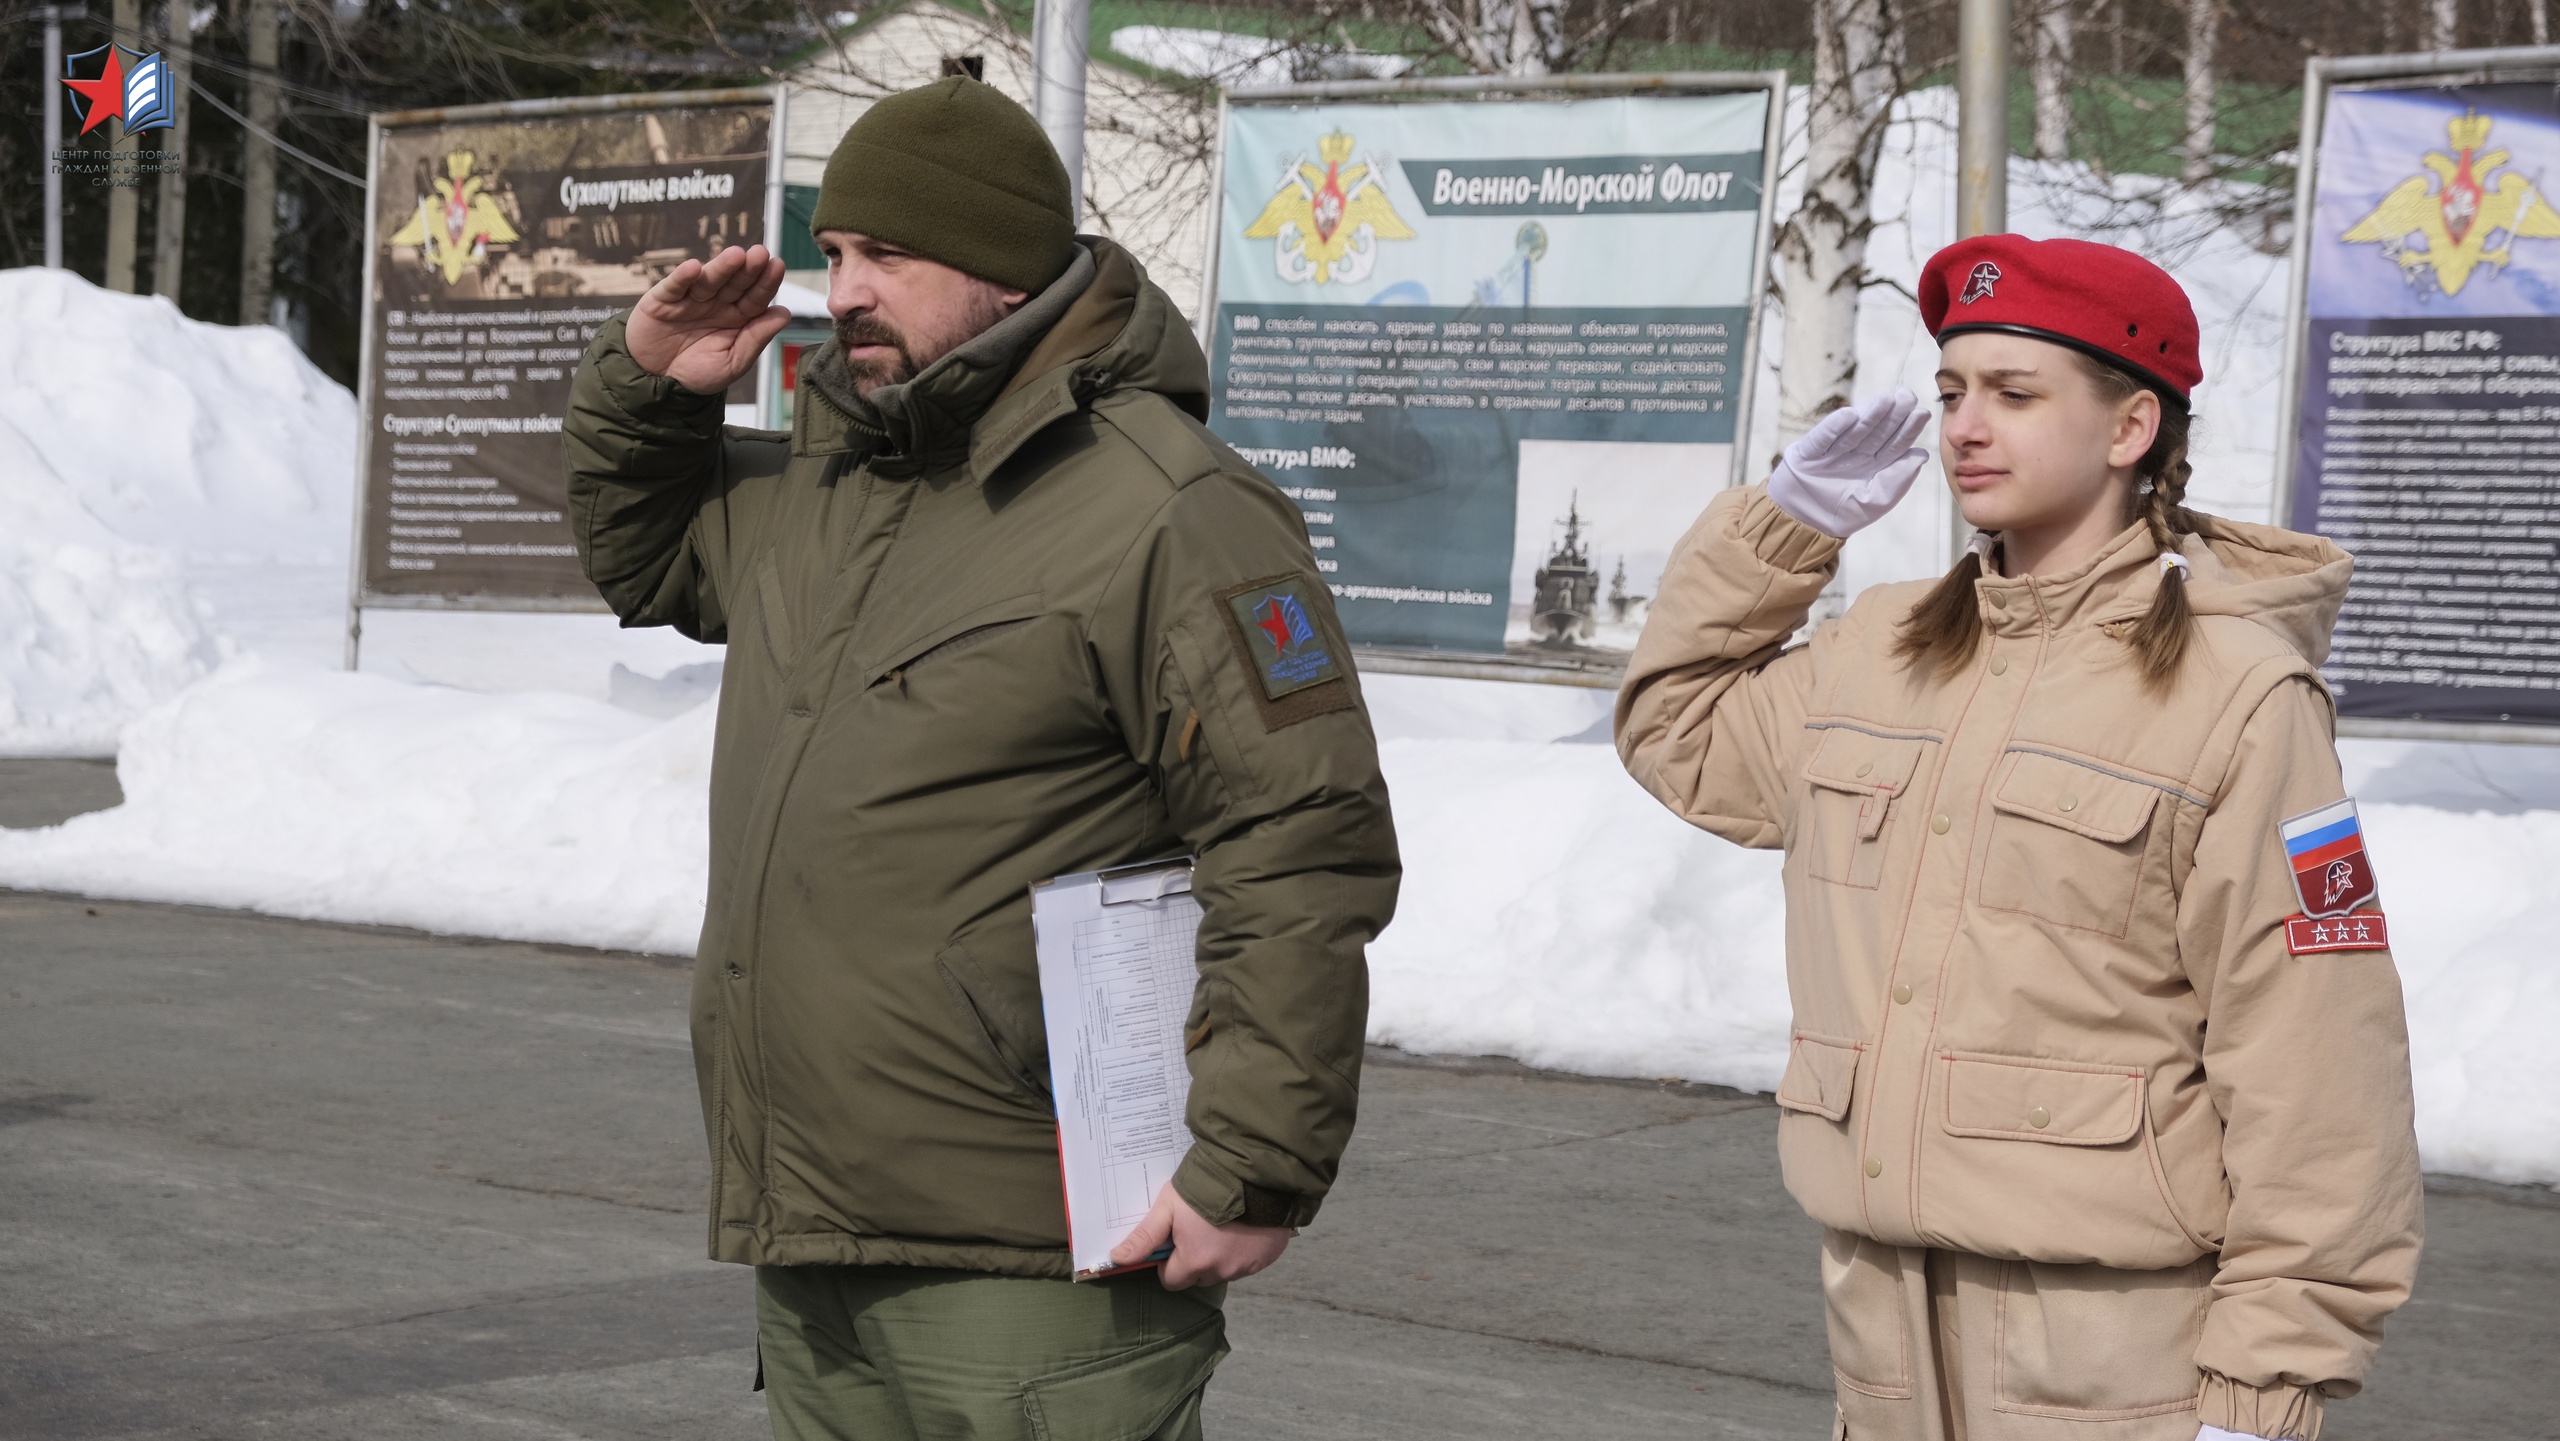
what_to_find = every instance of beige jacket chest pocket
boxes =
[1980,751,2162,937]
[1800,727,1930,889]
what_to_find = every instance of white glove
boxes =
[2196,1427,2281,1441]
[1765,388,1932,538]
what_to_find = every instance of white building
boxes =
[779,2,1218,317]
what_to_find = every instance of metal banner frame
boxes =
[345,86,785,668]
[1199,71,1789,689]
[2274,45,2560,745]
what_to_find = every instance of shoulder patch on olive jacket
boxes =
[1216,573,1355,728]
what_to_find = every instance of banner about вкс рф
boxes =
[1204,82,1781,682]
[2283,65,2560,732]
[355,97,771,608]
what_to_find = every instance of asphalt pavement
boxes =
[3,762,2554,1440]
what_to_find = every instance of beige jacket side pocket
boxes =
[1777,1032,1865,1121]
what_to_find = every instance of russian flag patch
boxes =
[2279,798,2388,954]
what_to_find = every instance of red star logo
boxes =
[62,47,127,136]
[1254,598,1293,654]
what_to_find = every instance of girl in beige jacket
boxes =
[1616,236,2421,1441]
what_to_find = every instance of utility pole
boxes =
[238,0,279,326]
[106,0,139,291]
[41,5,71,269]
[1955,0,2009,561]
[1031,0,1091,222]
[152,0,190,301]
[1957,0,2009,241]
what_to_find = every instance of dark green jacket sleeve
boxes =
[562,313,771,642]
[1091,466,1402,1230]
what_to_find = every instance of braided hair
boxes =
[1890,352,2197,689]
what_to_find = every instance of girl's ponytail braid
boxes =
[2126,392,2197,689]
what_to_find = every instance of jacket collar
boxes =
[793,244,1100,465]
[1974,519,2164,639]
[962,239,1210,484]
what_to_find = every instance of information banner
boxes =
[354,92,774,610]
[2282,59,2560,732]
[1203,79,1782,681]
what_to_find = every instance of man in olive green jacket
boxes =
[562,78,1399,1440]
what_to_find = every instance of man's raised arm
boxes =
[563,244,793,640]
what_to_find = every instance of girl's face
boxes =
[1934,332,2160,570]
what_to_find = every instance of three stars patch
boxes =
[2278,799,2390,955]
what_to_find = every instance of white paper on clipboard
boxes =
[1031,858,1203,1280]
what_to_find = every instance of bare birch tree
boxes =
[2182,0,2215,183]
[1393,0,1662,76]
[1773,0,1903,448]
[2033,0,2074,161]
[2426,0,2459,49]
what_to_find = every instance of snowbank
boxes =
[0,269,717,745]
[0,662,711,954]
[7,664,2556,1185]
[0,269,355,754]
[2,119,2553,1189]
[0,416,222,755]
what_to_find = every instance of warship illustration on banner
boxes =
[1608,557,1646,624]
[1530,493,1600,647]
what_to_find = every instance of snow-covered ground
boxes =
[2,94,2557,1190]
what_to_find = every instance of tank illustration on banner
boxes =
[1529,494,1599,647]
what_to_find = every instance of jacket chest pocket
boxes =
[863,593,1049,690]
[1979,751,2161,936]
[1800,728,1930,889]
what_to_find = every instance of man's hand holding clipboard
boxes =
[1105,1184,1297,1290]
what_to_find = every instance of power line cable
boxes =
[189,77,364,186]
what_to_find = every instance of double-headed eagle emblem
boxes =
[388,149,521,287]
[1243,131,1414,286]
[2342,111,2560,296]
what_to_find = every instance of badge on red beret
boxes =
[1919,235,2201,403]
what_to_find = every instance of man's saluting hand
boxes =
[624,242,790,395]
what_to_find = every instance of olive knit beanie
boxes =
[809,77,1077,295]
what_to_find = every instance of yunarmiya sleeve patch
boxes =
[1215,573,1355,729]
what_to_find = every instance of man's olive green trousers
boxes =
[755,1265,1229,1440]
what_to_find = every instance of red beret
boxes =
[1918,235,2200,404]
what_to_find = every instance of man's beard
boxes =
[834,287,1017,397]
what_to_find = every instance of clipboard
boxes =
[1030,858,1204,1280]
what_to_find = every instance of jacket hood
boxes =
[2175,512,2354,667]
[959,237,1210,483]
[1989,511,2353,669]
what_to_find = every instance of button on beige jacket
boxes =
[1616,486,2422,1434]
